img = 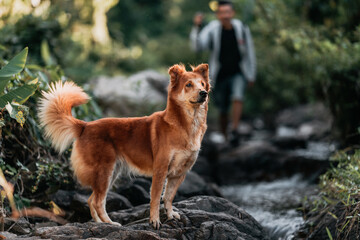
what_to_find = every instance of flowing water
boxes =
[221,175,318,240]
[210,128,334,239]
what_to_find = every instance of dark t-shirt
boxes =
[217,27,241,81]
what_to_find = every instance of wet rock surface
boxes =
[4,196,268,240]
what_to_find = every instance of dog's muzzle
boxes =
[198,91,208,103]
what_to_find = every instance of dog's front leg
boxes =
[149,168,167,229]
[163,174,186,220]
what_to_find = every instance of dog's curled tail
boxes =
[38,81,90,153]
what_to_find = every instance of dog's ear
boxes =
[193,63,209,81]
[168,64,185,84]
[193,63,211,92]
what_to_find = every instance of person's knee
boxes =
[233,99,243,104]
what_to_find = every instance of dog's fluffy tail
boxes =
[38,81,90,153]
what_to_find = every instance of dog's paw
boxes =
[167,210,181,220]
[110,221,122,226]
[150,217,161,230]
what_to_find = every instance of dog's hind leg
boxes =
[92,165,121,225]
[89,147,121,225]
[162,174,186,220]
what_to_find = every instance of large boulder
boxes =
[274,103,332,143]
[28,196,268,240]
[216,141,330,184]
[275,103,332,128]
[90,70,168,116]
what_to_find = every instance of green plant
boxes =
[320,150,360,202]
[0,45,102,210]
[309,149,360,239]
[0,47,39,130]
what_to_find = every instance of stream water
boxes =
[221,175,317,240]
[213,129,334,240]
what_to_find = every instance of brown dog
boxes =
[38,63,210,228]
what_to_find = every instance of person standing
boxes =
[190,0,256,147]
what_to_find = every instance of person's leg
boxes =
[213,78,231,140]
[229,74,246,147]
[220,113,228,140]
[231,100,243,131]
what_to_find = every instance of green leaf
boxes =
[37,71,49,84]
[326,227,333,240]
[0,78,39,108]
[26,64,43,71]
[41,40,55,66]
[0,47,28,93]
[327,211,338,220]
[5,102,29,127]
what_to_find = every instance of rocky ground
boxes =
[2,196,267,240]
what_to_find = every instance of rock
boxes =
[29,196,268,239]
[114,172,222,206]
[274,103,332,142]
[298,120,331,140]
[132,178,152,193]
[272,135,307,149]
[191,156,213,182]
[178,171,207,197]
[90,70,168,116]
[273,120,331,149]
[175,171,222,201]
[196,135,220,182]
[107,191,133,210]
[237,122,253,137]
[35,221,58,228]
[4,217,32,235]
[216,141,330,184]
[115,183,150,207]
[0,232,18,239]
[275,103,332,128]
[51,190,133,222]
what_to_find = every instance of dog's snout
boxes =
[199,91,208,97]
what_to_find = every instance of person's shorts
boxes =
[213,73,246,114]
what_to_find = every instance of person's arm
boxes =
[190,14,212,52]
[244,26,256,83]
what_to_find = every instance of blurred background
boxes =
[0,0,359,239]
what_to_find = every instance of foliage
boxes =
[0,47,39,128]
[319,150,360,203]
[236,0,360,143]
[309,149,360,239]
[0,45,102,212]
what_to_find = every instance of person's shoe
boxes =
[229,130,240,148]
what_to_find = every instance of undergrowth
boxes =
[309,149,360,239]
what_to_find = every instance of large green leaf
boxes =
[0,47,28,93]
[0,78,39,108]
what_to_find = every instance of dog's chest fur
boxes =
[167,106,206,177]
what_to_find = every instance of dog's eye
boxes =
[201,82,205,87]
[186,83,192,87]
